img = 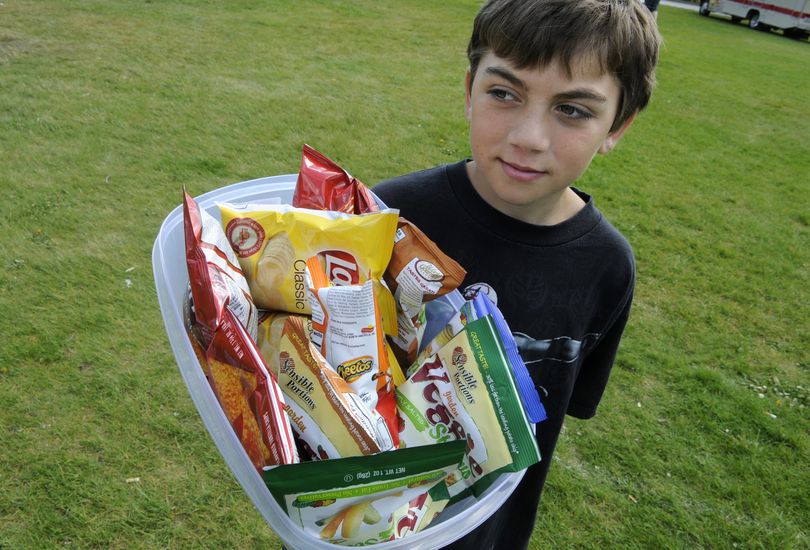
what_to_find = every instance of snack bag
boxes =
[410,293,474,376]
[396,316,540,498]
[292,144,379,214]
[205,310,300,469]
[262,440,466,546]
[218,202,399,335]
[466,292,547,424]
[289,147,467,349]
[265,315,394,460]
[184,190,298,469]
[416,291,546,424]
[385,219,467,368]
[183,189,258,346]
[306,257,399,448]
[419,290,468,357]
[390,482,451,539]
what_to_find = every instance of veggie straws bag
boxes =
[396,316,541,498]
[262,440,466,545]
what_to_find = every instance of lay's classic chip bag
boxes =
[218,203,399,335]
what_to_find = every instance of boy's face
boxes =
[465,52,634,224]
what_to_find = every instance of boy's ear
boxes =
[464,69,472,122]
[599,111,637,154]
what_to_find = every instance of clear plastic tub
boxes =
[151,174,525,549]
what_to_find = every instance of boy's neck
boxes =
[465,161,586,226]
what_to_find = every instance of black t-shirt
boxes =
[373,160,635,550]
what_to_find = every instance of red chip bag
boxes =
[206,310,299,468]
[183,189,258,346]
[183,189,298,468]
[292,144,379,214]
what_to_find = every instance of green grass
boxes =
[1,1,808,548]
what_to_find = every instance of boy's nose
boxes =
[508,114,551,153]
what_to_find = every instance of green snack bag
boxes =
[262,440,465,546]
[396,316,540,498]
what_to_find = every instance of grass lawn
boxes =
[1,1,808,548]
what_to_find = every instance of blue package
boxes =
[419,289,466,354]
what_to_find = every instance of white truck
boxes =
[699,0,810,39]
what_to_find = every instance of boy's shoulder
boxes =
[372,162,461,208]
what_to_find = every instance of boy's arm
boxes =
[567,286,634,419]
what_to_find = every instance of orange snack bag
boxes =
[385,218,467,366]
[205,309,299,468]
[306,257,399,449]
[206,355,270,469]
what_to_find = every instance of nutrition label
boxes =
[324,282,375,338]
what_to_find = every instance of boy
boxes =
[373,0,661,548]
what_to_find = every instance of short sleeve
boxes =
[567,285,633,419]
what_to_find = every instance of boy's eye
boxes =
[558,104,593,120]
[488,88,517,102]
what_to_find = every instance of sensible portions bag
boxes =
[417,291,546,424]
[395,316,540,498]
[265,315,394,460]
[262,440,466,546]
[466,292,546,424]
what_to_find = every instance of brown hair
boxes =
[467,0,661,131]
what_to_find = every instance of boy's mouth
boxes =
[499,159,546,182]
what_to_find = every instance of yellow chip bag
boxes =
[219,203,399,335]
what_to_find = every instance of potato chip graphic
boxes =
[207,357,270,469]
